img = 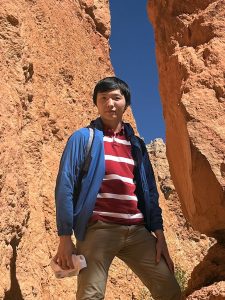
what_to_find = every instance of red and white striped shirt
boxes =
[90,126,144,225]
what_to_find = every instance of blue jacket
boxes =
[55,118,163,240]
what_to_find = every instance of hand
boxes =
[154,230,174,274]
[53,236,77,270]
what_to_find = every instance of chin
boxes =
[103,115,117,120]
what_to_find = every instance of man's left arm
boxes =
[154,229,174,273]
[142,141,174,273]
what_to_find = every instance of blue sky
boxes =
[109,0,165,143]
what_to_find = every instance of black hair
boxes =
[93,77,131,107]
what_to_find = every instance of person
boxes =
[54,77,181,300]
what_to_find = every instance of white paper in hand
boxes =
[50,254,87,279]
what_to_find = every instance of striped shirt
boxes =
[90,126,144,225]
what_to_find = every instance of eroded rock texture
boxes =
[0,0,136,299]
[147,0,225,298]
[147,0,225,237]
[1,0,224,298]
[147,139,213,279]
[186,281,225,300]
[186,242,225,298]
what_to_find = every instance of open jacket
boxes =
[55,117,163,241]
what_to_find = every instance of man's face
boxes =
[96,89,127,123]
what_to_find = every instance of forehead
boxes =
[97,89,123,96]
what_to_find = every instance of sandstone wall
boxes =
[2,0,224,298]
[0,0,136,299]
[147,0,225,236]
[147,1,225,298]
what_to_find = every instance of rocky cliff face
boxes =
[147,0,225,236]
[1,0,224,299]
[147,0,225,298]
[0,0,136,299]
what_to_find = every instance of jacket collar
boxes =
[89,117,135,140]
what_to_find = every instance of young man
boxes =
[54,77,181,299]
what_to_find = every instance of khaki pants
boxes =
[76,221,181,300]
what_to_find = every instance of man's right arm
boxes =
[54,131,83,269]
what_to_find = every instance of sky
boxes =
[109,0,165,143]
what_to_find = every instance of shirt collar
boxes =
[89,117,135,139]
[103,124,125,137]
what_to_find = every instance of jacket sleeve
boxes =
[141,140,163,232]
[55,131,84,236]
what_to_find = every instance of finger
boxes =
[67,256,74,269]
[169,260,175,274]
[53,255,58,263]
[163,254,174,274]
[156,245,162,264]
[166,259,173,273]
[58,257,63,268]
[61,257,70,270]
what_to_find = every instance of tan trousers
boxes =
[76,221,181,300]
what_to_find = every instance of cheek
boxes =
[118,103,126,112]
[97,107,103,114]
[96,102,103,111]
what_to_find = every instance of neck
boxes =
[100,118,123,133]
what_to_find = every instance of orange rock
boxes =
[186,281,225,300]
[0,0,136,298]
[147,0,225,236]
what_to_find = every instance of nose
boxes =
[107,98,114,108]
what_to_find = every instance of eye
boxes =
[115,96,121,100]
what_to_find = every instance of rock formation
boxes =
[147,0,225,236]
[1,0,224,299]
[186,282,225,300]
[147,0,225,298]
[0,0,135,299]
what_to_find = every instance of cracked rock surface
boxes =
[147,0,225,237]
[0,0,136,299]
[148,1,225,298]
[1,0,225,299]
